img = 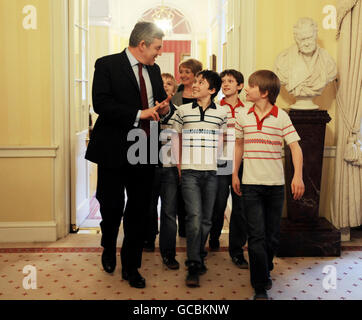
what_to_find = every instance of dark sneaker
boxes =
[186,272,200,287]
[232,255,249,269]
[209,239,220,251]
[162,256,180,270]
[198,263,207,275]
[265,277,273,290]
[185,264,200,287]
[254,288,268,300]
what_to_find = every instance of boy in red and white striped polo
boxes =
[232,70,305,300]
[209,69,249,271]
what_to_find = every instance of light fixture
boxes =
[152,0,174,34]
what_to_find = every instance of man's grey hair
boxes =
[129,21,165,47]
[293,17,318,38]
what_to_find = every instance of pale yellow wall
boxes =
[0,0,51,146]
[255,0,337,222]
[211,22,220,69]
[110,33,128,54]
[197,39,207,70]
[0,0,53,223]
[0,158,53,222]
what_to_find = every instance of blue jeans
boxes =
[181,170,218,266]
[159,167,179,258]
[241,184,285,289]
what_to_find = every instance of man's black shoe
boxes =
[101,248,116,273]
[162,256,180,270]
[122,269,146,288]
[232,255,249,269]
[209,239,220,251]
[143,240,155,252]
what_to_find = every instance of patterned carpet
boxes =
[0,246,361,300]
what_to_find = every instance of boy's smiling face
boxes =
[162,76,176,96]
[221,75,243,97]
[192,75,215,100]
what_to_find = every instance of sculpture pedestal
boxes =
[277,110,341,257]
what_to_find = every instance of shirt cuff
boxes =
[134,110,141,127]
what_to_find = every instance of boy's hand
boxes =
[232,173,242,196]
[291,176,305,200]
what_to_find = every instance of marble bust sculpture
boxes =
[274,17,337,110]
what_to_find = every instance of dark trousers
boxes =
[241,184,285,289]
[96,164,155,271]
[177,191,186,235]
[210,162,247,257]
[145,166,186,244]
[145,167,162,243]
[228,164,247,258]
[159,167,179,258]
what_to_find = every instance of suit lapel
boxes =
[119,49,139,92]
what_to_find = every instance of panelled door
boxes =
[69,0,90,231]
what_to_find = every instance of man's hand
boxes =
[155,95,172,116]
[140,106,161,121]
[232,173,242,196]
[291,176,305,200]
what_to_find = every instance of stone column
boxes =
[277,110,341,257]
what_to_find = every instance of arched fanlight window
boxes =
[141,4,191,35]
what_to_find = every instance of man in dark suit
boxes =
[85,22,170,288]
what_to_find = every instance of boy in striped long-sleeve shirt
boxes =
[173,70,227,288]
[232,70,305,300]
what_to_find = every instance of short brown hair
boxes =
[248,70,280,105]
[196,70,221,101]
[161,73,177,94]
[179,59,203,76]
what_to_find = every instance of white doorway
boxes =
[68,0,93,231]
[156,52,175,75]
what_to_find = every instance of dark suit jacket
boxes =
[85,49,167,168]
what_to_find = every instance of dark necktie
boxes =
[138,63,150,136]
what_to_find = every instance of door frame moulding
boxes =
[50,0,71,240]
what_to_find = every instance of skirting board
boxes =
[0,221,57,243]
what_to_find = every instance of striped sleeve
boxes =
[172,107,184,133]
[220,111,228,133]
[281,110,300,145]
[234,111,244,139]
